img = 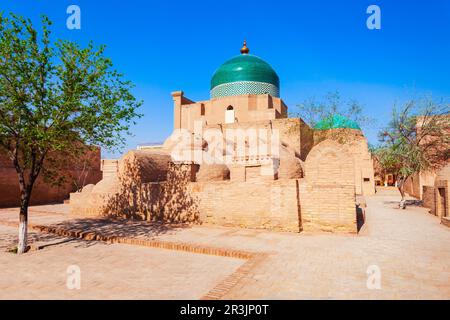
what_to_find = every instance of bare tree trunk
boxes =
[398,178,405,200]
[10,144,43,254]
[397,176,408,209]
[17,192,29,254]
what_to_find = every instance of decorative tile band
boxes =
[210,81,279,98]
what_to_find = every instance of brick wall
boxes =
[191,139,357,233]
[313,129,375,196]
[301,139,357,233]
[201,118,314,164]
[435,180,449,220]
[68,139,358,234]
[422,186,436,215]
[191,179,301,232]
[404,171,436,199]
[304,139,355,184]
[299,181,357,233]
[0,148,102,208]
[191,178,356,233]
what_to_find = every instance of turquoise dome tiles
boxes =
[210,54,280,98]
[314,114,361,130]
[211,81,279,98]
[211,55,279,88]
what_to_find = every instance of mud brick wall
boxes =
[422,186,436,215]
[301,139,357,233]
[298,181,357,233]
[191,179,302,232]
[0,148,102,208]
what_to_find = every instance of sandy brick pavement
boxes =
[0,224,244,299]
[0,187,449,299]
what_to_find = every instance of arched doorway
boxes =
[225,105,235,124]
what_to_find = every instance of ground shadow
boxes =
[0,227,100,253]
[47,217,189,240]
[383,199,423,208]
[102,159,200,225]
[356,205,365,232]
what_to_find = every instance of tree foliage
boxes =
[0,13,142,253]
[377,97,449,203]
[291,91,371,129]
[369,144,402,183]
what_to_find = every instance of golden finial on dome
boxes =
[240,40,249,54]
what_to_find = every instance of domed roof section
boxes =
[211,55,280,89]
[314,114,361,130]
[210,41,280,98]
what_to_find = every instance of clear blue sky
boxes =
[2,0,449,158]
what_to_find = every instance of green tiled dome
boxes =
[314,114,361,130]
[210,44,280,98]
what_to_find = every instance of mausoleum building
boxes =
[70,42,376,233]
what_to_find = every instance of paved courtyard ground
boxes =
[0,187,449,299]
[0,224,244,299]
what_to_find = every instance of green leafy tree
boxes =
[379,97,449,207]
[369,144,402,185]
[291,91,371,129]
[0,13,142,253]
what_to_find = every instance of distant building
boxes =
[404,115,450,225]
[136,142,164,151]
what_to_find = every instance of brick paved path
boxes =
[0,224,243,299]
[220,188,450,299]
[0,187,449,299]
